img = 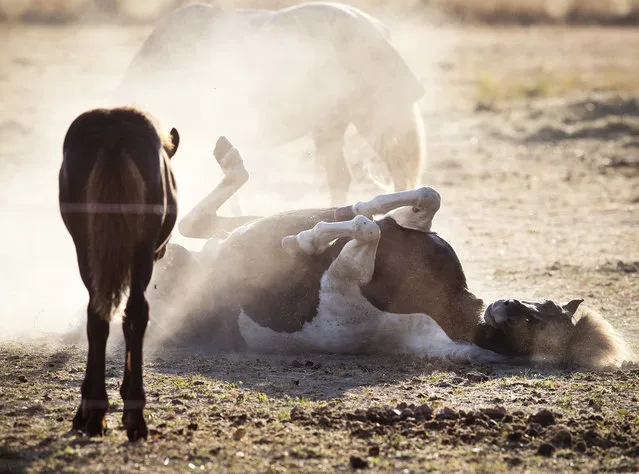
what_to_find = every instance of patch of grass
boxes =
[475,69,639,110]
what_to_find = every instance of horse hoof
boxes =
[127,422,148,442]
[125,412,148,442]
[72,408,87,432]
[85,412,107,437]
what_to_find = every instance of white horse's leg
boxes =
[313,120,351,206]
[281,215,379,258]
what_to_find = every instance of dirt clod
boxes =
[349,455,368,469]
[530,409,556,427]
[537,443,556,457]
[550,428,572,448]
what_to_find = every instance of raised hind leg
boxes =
[120,245,154,442]
[333,186,441,233]
[354,187,439,223]
[282,214,379,261]
[312,119,351,206]
[178,136,257,239]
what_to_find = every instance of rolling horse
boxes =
[114,2,426,205]
[59,107,179,441]
[149,137,630,370]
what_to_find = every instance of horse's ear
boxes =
[562,299,584,316]
[166,128,180,158]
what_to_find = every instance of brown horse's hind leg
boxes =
[72,252,110,437]
[121,246,154,442]
[312,120,351,206]
[82,304,110,436]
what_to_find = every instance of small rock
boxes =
[414,404,433,420]
[550,429,572,448]
[526,427,539,438]
[437,407,458,420]
[466,371,490,383]
[537,443,556,457]
[480,406,506,420]
[505,456,523,466]
[349,455,368,470]
[232,428,246,441]
[575,441,587,453]
[530,409,555,427]
[400,408,414,420]
[290,406,307,421]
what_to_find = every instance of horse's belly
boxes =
[238,307,367,354]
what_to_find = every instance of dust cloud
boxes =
[0,2,454,347]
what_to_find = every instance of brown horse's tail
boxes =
[86,150,146,320]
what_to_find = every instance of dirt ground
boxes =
[0,16,638,474]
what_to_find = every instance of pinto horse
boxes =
[59,107,179,441]
[150,137,630,369]
[115,2,426,206]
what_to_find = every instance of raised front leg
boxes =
[178,136,252,239]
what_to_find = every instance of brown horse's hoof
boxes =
[85,411,108,437]
[125,411,148,442]
[72,406,87,431]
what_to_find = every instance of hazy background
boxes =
[0,0,637,348]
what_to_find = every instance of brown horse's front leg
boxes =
[74,299,110,436]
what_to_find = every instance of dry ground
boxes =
[0,16,638,474]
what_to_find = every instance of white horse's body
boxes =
[116,2,426,204]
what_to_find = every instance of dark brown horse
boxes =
[59,107,179,441]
